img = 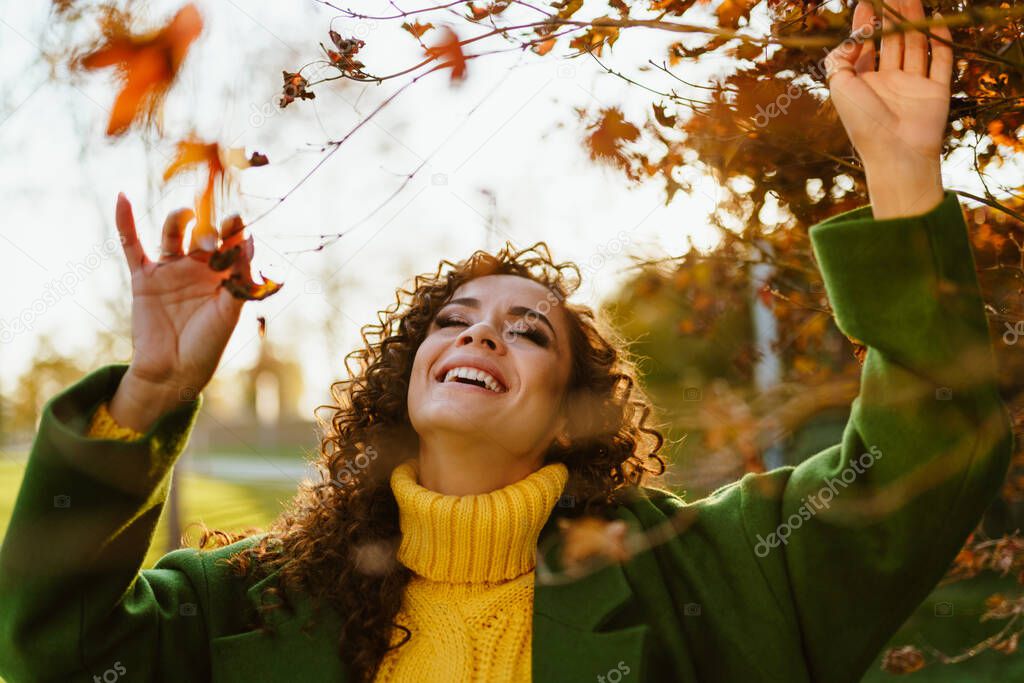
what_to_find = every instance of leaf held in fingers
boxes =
[221,235,283,301]
[77,3,203,137]
[209,214,246,271]
[222,271,284,301]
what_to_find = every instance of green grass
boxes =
[0,460,297,569]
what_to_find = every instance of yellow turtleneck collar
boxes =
[389,458,569,584]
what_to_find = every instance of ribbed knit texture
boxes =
[374,458,569,683]
[86,401,145,440]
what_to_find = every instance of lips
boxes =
[434,358,508,393]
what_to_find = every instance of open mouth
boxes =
[438,366,507,393]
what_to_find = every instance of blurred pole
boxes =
[750,239,785,469]
[167,466,183,551]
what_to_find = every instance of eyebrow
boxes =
[441,296,557,339]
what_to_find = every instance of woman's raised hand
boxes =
[825,0,953,218]
[107,192,252,432]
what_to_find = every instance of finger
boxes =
[878,0,903,71]
[218,213,246,249]
[901,0,928,76]
[115,192,149,274]
[928,11,953,88]
[852,1,878,74]
[160,207,194,259]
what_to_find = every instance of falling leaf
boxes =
[162,139,223,252]
[77,3,203,137]
[586,107,640,174]
[558,516,630,576]
[424,27,467,82]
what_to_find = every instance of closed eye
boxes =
[436,313,549,347]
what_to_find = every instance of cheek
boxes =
[520,352,569,403]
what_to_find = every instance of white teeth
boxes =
[442,366,504,393]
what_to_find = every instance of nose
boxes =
[455,322,504,353]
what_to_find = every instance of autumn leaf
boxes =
[881,646,926,674]
[424,27,467,82]
[279,71,315,108]
[568,17,621,57]
[162,139,223,252]
[161,138,267,258]
[533,37,557,56]
[649,0,699,14]
[322,31,369,79]
[585,107,640,174]
[715,0,757,28]
[558,517,630,577]
[466,1,510,19]
[401,21,434,39]
[653,102,677,127]
[77,3,203,137]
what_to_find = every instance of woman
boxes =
[0,1,1014,681]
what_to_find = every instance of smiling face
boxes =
[407,274,574,460]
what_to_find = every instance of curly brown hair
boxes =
[197,242,666,683]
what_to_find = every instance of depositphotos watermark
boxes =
[754,445,884,557]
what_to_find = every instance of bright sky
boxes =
[1,1,1018,417]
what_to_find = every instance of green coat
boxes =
[0,190,1014,683]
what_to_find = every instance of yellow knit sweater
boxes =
[85,401,570,683]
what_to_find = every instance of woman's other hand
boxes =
[108,193,251,432]
[825,0,953,218]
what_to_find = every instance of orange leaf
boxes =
[162,139,222,251]
[586,107,640,172]
[558,516,630,577]
[424,27,467,82]
[881,646,926,674]
[401,21,434,39]
[78,4,203,137]
[716,0,756,29]
[533,37,557,56]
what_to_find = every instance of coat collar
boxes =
[229,496,650,682]
[530,501,651,683]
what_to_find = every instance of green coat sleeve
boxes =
[630,190,1015,682]
[0,364,214,683]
